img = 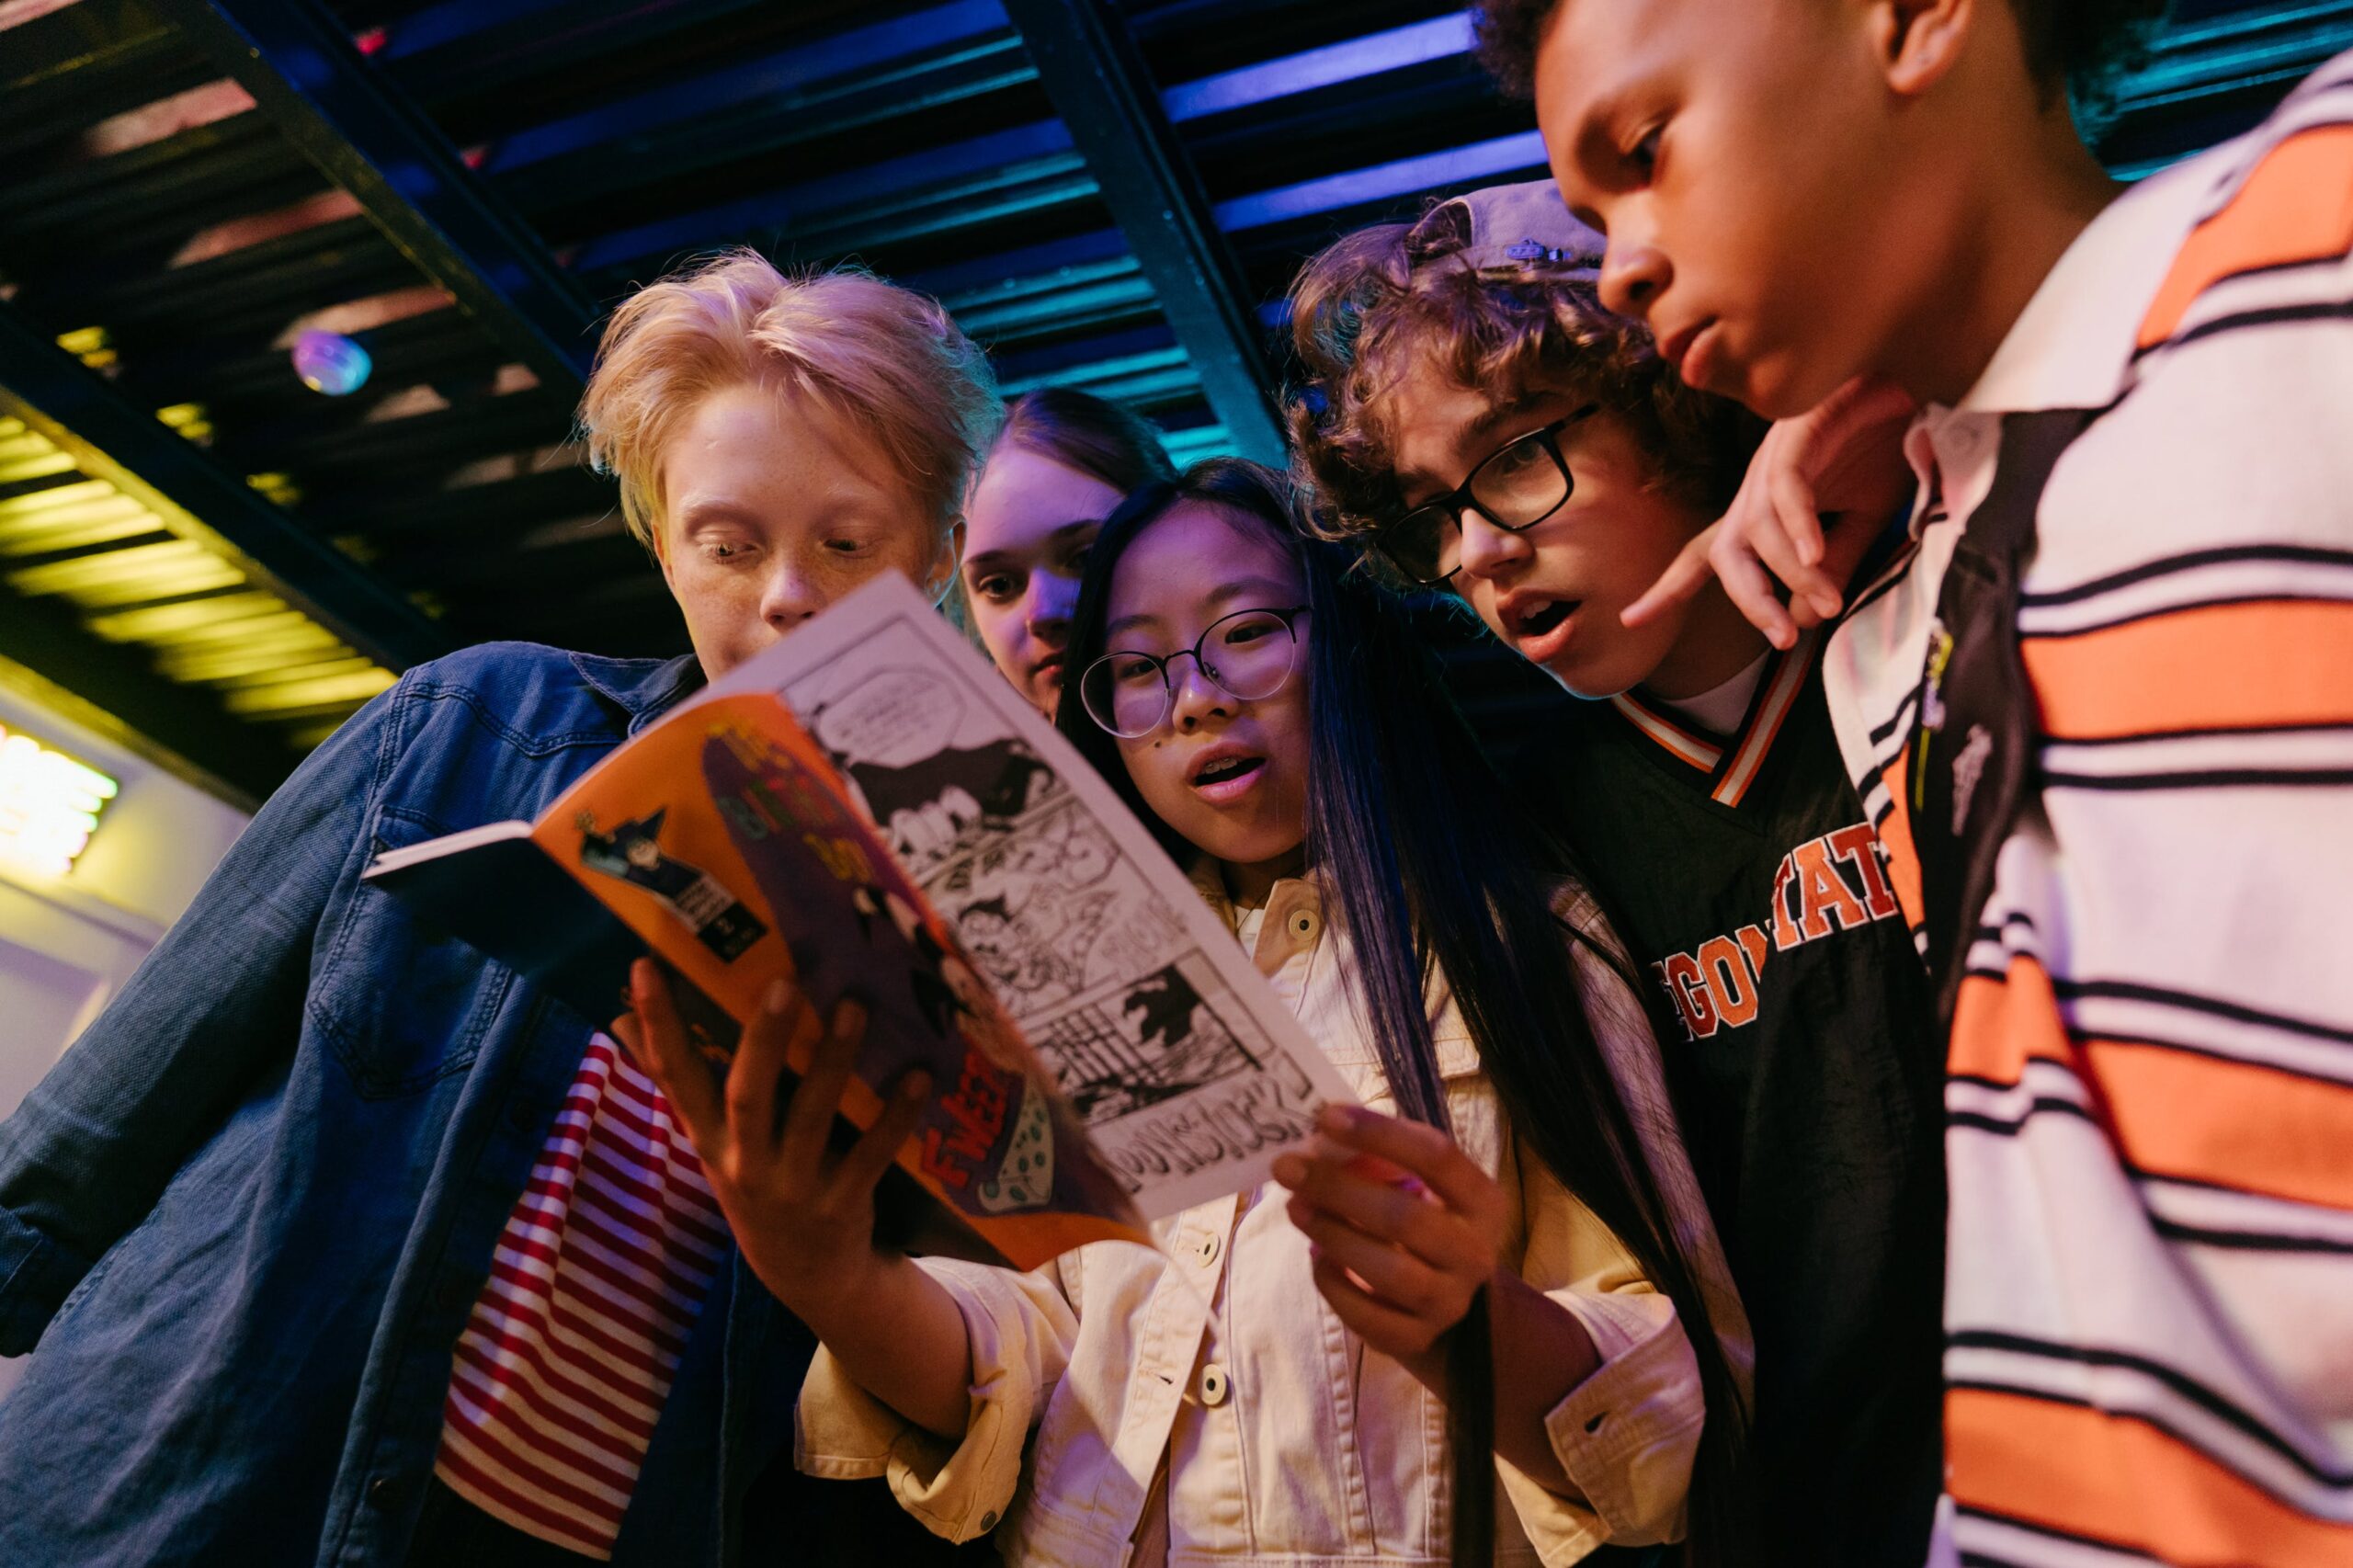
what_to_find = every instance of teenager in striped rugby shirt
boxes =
[1492,0,2353,1562]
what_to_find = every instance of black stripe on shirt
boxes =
[2050,978,2353,1051]
[1949,1099,2353,1239]
[2154,296,2353,358]
[2131,267,2353,365]
[1952,1505,2161,1566]
[1948,1327,2353,1487]
[2021,590,2353,642]
[1942,1379,2353,1534]
[2018,545,2353,608]
[2153,1214,2353,1256]
[2040,719,2353,748]
[2042,765,2353,790]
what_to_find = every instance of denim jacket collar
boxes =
[569,650,706,736]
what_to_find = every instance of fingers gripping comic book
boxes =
[368,574,1358,1270]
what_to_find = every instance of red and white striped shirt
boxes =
[434,1035,727,1559]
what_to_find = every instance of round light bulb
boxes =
[291,330,372,396]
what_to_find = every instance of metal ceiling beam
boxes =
[0,304,448,671]
[999,0,1286,466]
[146,0,599,394]
[0,584,290,810]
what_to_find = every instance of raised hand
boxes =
[1622,376,1917,648]
[1272,1105,1510,1362]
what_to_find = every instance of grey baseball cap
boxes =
[1423,178,1604,279]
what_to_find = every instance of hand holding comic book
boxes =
[615,967,927,1322]
[365,574,1359,1274]
[614,961,982,1440]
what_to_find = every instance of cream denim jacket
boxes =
[798,869,1751,1567]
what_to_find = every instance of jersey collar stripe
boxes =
[1608,692,1724,771]
[1712,631,1817,808]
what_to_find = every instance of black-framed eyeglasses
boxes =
[1374,404,1599,585]
[1078,605,1310,738]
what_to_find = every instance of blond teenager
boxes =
[0,251,999,1568]
[624,460,1755,1566]
[961,388,1174,717]
[1491,1,2353,1561]
[1290,181,1945,1566]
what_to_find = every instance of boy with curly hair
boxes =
[1290,181,1946,1566]
[1487,1,2353,1562]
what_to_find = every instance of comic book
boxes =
[364,573,1358,1273]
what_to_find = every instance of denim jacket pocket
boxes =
[307,804,517,1097]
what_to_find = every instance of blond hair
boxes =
[579,248,1002,552]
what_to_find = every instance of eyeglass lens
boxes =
[1385,426,1572,583]
[1081,608,1301,737]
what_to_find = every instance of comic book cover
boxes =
[366,574,1359,1271]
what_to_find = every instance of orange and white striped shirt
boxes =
[433,1036,727,1559]
[1823,50,2353,1567]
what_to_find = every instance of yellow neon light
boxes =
[0,727,119,879]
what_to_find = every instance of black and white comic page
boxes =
[705,574,1359,1219]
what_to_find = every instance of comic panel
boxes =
[782,619,1060,884]
[1028,950,1325,1216]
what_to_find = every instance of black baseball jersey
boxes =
[1512,632,1946,1568]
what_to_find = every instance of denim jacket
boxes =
[0,642,943,1568]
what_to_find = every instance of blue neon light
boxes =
[570,118,1081,273]
[487,0,1014,173]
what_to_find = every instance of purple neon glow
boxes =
[1213,131,1551,232]
[1163,15,1472,121]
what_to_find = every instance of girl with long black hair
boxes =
[622,460,1749,1567]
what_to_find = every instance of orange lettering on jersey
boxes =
[1770,851,1803,952]
[1790,839,1871,940]
[1828,824,1901,919]
[1659,829,1898,1040]
[1660,951,1720,1039]
[1697,936,1758,1030]
[1734,923,1771,982]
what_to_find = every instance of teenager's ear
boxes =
[924,517,968,606]
[1869,0,1975,98]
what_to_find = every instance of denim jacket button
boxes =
[1199,1364,1230,1406]
[367,1475,401,1509]
[1197,1233,1220,1266]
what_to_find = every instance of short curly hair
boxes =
[1472,0,2169,108]
[1286,198,1760,563]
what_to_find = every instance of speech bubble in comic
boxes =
[812,666,966,767]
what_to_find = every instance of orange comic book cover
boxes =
[542,690,1147,1272]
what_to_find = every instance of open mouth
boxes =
[1504,595,1580,641]
[1191,754,1266,793]
[1518,598,1575,639]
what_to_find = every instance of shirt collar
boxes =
[1608,630,1818,809]
[1956,153,2218,416]
[567,650,706,736]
